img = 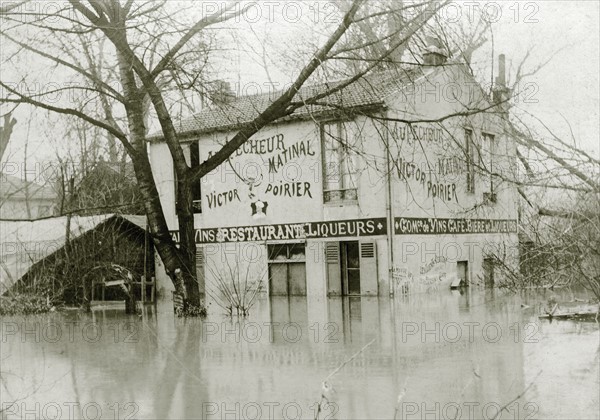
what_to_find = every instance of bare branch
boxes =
[149,1,245,78]
[0,111,18,161]
[0,0,30,14]
[190,0,368,181]
[0,81,131,152]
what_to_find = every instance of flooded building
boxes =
[1,214,155,305]
[149,56,519,298]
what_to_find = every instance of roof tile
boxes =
[152,67,424,140]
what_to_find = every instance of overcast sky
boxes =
[1,1,598,178]
[491,0,599,154]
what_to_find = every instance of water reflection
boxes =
[1,288,598,419]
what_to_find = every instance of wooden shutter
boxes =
[325,242,342,296]
[195,246,205,294]
[359,241,378,296]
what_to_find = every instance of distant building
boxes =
[0,173,57,220]
[148,58,519,297]
[67,160,145,216]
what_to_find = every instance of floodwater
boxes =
[1,288,598,420]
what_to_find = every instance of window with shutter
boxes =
[359,241,378,295]
[325,242,342,296]
[195,246,205,293]
[482,133,496,203]
[465,129,475,193]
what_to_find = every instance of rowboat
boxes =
[539,303,599,321]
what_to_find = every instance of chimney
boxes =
[495,54,506,87]
[493,54,510,108]
[211,80,236,106]
[422,36,448,66]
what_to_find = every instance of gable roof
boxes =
[0,213,148,292]
[0,173,57,201]
[149,66,429,141]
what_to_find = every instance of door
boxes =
[327,241,378,296]
[268,243,307,296]
[457,261,469,286]
[269,264,289,295]
[341,241,361,295]
[325,242,342,296]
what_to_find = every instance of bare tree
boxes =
[502,114,600,296]
[1,0,450,312]
[0,111,17,162]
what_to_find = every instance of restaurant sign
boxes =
[171,217,388,243]
[394,217,518,235]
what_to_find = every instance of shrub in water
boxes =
[0,294,55,316]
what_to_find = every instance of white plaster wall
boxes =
[391,232,519,293]
[147,64,520,297]
[385,65,518,221]
[198,121,325,226]
[148,142,177,229]
[376,238,390,296]
[148,65,519,231]
[305,239,327,298]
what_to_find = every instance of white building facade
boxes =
[148,64,519,298]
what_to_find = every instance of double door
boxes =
[326,241,378,296]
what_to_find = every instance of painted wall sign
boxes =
[396,157,458,202]
[206,188,241,209]
[264,181,313,198]
[394,124,445,145]
[170,217,387,243]
[437,156,462,177]
[203,129,317,219]
[394,217,517,235]
[212,133,285,158]
[268,139,316,173]
[420,255,448,274]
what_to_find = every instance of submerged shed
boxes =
[0,214,154,306]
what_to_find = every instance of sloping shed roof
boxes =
[150,67,426,141]
[120,214,148,229]
[0,214,147,292]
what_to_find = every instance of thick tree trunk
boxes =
[176,175,202,307]
[130,154,201,308]
[113,42,203,312]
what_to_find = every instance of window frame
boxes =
[465,128,475,193]
[320,120,358,203]
[481,132,496,191]
[267,243,307,263]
